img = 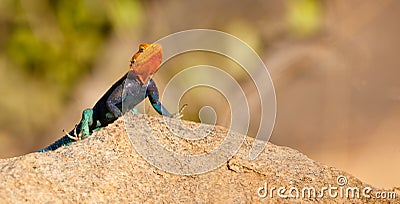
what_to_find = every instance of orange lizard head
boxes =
[129,43,163,84]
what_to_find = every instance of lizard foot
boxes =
[172,104,188,119]
[64,124,84,141]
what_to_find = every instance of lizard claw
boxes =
[64,129,77,141]
[64,124,83,141]
[172,104,187,119]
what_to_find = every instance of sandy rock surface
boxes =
[0,114,398,203]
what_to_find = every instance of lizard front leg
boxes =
[106,84,124,118]
[106,82,141,118]
[146,79,175,118]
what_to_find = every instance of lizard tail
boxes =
[37,135,75,152]
[37,124,82,152]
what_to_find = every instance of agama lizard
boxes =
[38,44,178,152]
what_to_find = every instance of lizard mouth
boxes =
[130,44,163,84]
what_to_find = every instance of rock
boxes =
[0,114,398,203]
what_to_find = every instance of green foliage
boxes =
[286,0,322,36]
[6,0,113,93]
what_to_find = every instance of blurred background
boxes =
[0,0,399,189]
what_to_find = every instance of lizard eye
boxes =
[138,44,150,52]
[138,44,147,52]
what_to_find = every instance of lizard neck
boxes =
[127,69,151,87]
